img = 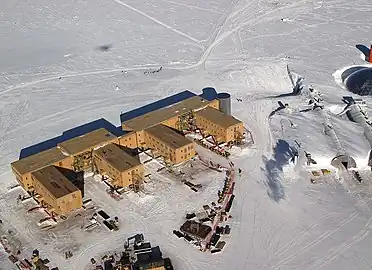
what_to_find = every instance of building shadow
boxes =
[273,139,298,168]
[261,140,297,202]
[341,66,369,83]
[116,144,140,160]
[120,90,197,123]
[356,44,370,61]
[19,118,125,159]
[345,67,372,96]
[200,87,218,101]
[262,156,285,202]
[269,101,286,118]
[20,89,215,160]
[55,167,85,197]
[267,86,302,99]
[165,125,187,136]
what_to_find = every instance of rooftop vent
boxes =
[51,182,61,189]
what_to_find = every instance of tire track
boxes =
[231,94,274,269]
[306,216,372,270]
[0,99,28,153]
[0,65,169,96]
[269,211,340,261]
[111,0,200,44]
[193,0,311,69]
[4,98,111,138]
[272,211,359,269]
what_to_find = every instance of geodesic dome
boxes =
[331,155,357,170]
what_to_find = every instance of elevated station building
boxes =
[31,166,83,215]
[194,106,244,143]
[144,124,196,164]
[93,143,144,189]
[10,89,246,216]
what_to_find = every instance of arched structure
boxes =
[331,154,357,170]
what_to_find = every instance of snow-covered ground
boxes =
[2,0,372,269]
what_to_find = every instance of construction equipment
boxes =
[131,174,144,193]
[125,234,144,250]
[206,135,221,150]
[65,251,73,259]
[72,149,94,172]
[311,171,321,177]
[234,130,245,146]
[305,151,317,166]
[321,169,332,175]
[176,110,194,131]
[353,170,363,183]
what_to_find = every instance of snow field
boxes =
[2,0,372,269]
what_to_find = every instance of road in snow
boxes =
[1,0,372,269]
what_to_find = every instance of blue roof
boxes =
[19,118,126,159]
[19,89,218,160]
[120,90,197,123]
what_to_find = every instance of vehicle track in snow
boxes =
[271,211,359,270]
[230,93,275,269]
[4,98,110,139]
[267,211,341,262]
[111,0,200,44]
[0,99,28,155]
[1,1,325,269]
[0,0,311,100]
[0,65,174,96]
[305,215,372,270]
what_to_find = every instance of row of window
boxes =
[120,135,137,148]
[32,176,56,204]
[146,135,177,154]
[180,152,193,160]
[180,145,193,153]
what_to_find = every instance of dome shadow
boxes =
[345,67,372,96]
[341,66,369,83]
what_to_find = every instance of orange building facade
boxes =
[93,143,144,188]
[31,166,83,215]
[144,124,196,164]
[10,91,245,216]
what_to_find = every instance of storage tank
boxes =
[217,92,231,115]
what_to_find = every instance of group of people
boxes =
[144,66,162,75]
